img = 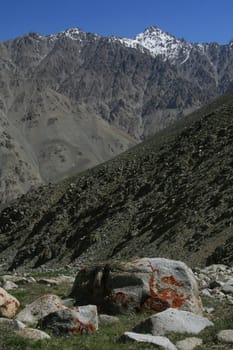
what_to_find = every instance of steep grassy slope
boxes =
[1,92,233,270]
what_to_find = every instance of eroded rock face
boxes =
[71,258,202,315]
[16,294,65,327]
[0,287,20,318]
[41,305,98,336]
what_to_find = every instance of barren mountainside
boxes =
[1,91,233,271]
[1,26,233,204]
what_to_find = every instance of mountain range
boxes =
[1,90,233,271]
[1,25,233,204]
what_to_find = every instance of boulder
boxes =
[16,294,65,327]
[118,332,177,350]
[37,278,59,286]
[17,328,51,340]
[217,329,233,343]
[70,258,202,315]
[133,308,213,335]
[41,305,98,336]
[176,337,203,350]
[0,287,20,318]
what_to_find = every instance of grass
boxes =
[0,279,232,349]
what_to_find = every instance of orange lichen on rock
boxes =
[142,273,189,312]
[70,318,96,335]
[161,275,184,287]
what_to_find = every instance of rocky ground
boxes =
[0,260,233,349]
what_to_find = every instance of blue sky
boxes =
[1,0,233,43]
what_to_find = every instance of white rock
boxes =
[217,329,233,343]
[133,308,214,335]
[200,289,212,297]
[224,278,233,285]
[176,337,203,350]
[119,332,177,350]
[201,265,228,274]
[99,314,120,324]
[204,307,215,314]
[221,285,233,294]
[37,278,59,286]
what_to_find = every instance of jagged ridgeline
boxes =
[1,26,233,204]
[1,91,233,270]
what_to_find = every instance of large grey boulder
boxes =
[41,305,98,336]
[133,308,213,335]
[16,294,65,327]
[70,258,202,315]
[118,332,177,350]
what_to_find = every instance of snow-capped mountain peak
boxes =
[48,28,86,41]
[111,25,192,63]
[134,26,192,62]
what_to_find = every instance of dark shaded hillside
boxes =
[1,92,233,270]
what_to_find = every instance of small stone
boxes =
[176,337,203,350]
[2,281,18,290]
[200,289,212,297]
[224,278,233,285]
[118,332,177,350]
[217,329,233,343]
[221,285,233,295]
[204,307,215,314]
[99,314,120,324]
[37,278,59,286]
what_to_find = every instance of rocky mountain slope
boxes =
[1,91,233,271]
[1,26,233,204]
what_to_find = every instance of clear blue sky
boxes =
[1,0,233,43]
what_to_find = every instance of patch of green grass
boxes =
[11,282,71,310]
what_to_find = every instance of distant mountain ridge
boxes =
[1,25,233,204]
